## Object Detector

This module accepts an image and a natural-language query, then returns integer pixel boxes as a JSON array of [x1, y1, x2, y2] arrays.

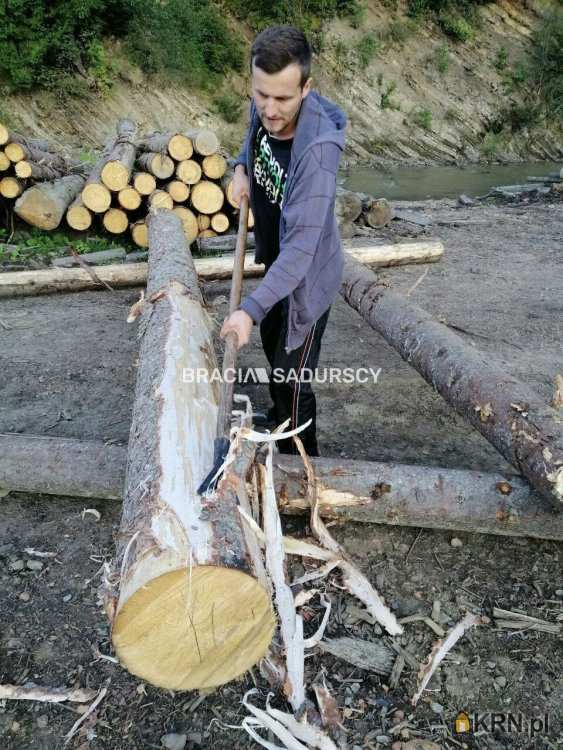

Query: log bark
[[335, 188, 363, 226], [81, 144, 113, 213], [101, 119, 137, 191], [197, 232, 255, 252], [14, 175, 85, 230], [341, 256, 563, 508], [14, 160, 66, 181], [111, 208, 274, 689], [0, 240, 443, 298], [1, 435, 561, 541], [363, 197, 393, 228], [137, 152, 174, 180], [138, 132, 193, 161], [185, 128, 220, 156]]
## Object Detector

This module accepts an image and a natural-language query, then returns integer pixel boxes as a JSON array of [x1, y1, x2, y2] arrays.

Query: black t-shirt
[[252, 125, 293, 268]]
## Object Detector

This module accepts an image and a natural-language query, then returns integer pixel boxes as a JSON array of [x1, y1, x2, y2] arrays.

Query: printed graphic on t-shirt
[[254, 127, 289, 208]]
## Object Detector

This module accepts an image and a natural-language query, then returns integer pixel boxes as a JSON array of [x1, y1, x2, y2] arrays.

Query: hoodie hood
[[289, 90, 347, 162]]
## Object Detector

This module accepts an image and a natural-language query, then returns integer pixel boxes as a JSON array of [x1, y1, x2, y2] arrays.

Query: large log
[[138, 132, 193, 161], [341, 256, 563, 508], [66, 196, 92, 231], [0, 240, 444, 298], [111, 209, 274, 689], [137, 152, 175, 180], [0, 176, 24, 199], [1, 434, 561, 541], [101, 119, 137, 191], [14, 175, 85, 230], [81, 143, 113, 213], [190, 181, 224, 214], [185, 128, 219, 156]]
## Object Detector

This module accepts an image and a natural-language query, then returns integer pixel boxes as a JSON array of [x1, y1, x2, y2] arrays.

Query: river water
[[341, 161, 562, 201]]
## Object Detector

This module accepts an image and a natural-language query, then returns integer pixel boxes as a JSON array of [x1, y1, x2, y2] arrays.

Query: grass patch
[[213, 91, 243, 124], [433, 43, 450, 73], [494, 45, 508, 72], [411, 107, 433, 130], [355, 34, 380, 67], [0, 227, 133, 264], [380, 81, 399, 110]]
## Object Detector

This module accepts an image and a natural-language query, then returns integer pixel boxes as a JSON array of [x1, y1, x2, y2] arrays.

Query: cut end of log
[[0, 124, 9, 146], [67, 203, 92, 231], [14, 161, 32, 179], [101, 160, 130, 191], [133, 172, 157, 196], [149, 190, 174, 211], [82, 182, 112, 213], [4, 142, 25, 163], [103, 208, 129, 235], [168, 134, 193, 161], [131, 221, 148, 248], [0, 176, 23, 199], [176, 159, 202, 185], [0, 151, 11, 172], [202, 153, 227, 180], [190, 181, 224, 215], [118, 186, 142, 211], [112, 566, 275, 690], [166, 180, 190, 204], [172, 207, 198, 244]]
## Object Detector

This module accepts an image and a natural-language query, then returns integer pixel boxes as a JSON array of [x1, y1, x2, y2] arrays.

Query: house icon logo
[[455, 711, 471, 733]]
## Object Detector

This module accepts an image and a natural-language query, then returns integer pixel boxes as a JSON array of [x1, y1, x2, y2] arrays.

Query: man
[[220, 25, 346, 456]]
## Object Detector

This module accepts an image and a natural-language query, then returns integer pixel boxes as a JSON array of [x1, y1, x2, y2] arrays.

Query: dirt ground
[[0, 196, 562, 750]]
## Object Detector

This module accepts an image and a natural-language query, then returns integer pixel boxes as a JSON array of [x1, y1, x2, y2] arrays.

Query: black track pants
[[259, 300, 330, 456]]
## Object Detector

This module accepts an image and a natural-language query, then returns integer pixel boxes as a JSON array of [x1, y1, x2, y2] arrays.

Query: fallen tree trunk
[[137, 152, 175, 180], [1, 434, 561, 540], [100, 119, 137, 191], [341, 256, 563, 508], [0, 240, 444, 298], [14, 175, 85, 230], [109, 208, 274, 690], [138, 132, 193, 161], [197, 232, 256, 252]]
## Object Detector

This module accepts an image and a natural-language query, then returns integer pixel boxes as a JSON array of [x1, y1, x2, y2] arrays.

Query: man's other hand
[[232, 166, 249, 207], [220, 309, 253, 349]]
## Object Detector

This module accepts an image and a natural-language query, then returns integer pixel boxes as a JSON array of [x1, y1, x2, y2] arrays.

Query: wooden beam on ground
[[0, 239, 444, 299], [1, 433, 561, 541], [340, 256, 563, 508], [109, 208, 274, 691]]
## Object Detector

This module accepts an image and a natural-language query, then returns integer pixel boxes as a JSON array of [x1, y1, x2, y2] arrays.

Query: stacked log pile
[[67, 121, 254, 247], [1, 119, 255, 246], [0, 124, 86, 229]]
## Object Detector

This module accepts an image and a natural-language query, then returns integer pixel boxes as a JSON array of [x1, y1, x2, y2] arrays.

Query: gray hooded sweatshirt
[[234, 90, 347, 352]]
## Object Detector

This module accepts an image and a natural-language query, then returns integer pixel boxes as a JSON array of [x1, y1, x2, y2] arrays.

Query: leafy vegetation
[[213, 91, 243, 123], [528, 7, 563, 119], [0, 0, 243, 93], [407, 0, 490, 41], [355, 34, 380, 67], [411, 107, 433, 130], [0, 227, 132, 265], [433, 43, 450, 73], [494, 45, 508, 72], [380, 81, 399, 110]]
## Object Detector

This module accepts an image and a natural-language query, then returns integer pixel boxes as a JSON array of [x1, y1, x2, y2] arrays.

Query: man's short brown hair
[[251, 26, 312, 87]]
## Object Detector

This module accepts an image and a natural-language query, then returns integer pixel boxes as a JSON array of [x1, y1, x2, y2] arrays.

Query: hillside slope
[[2, 0, 561, 165]]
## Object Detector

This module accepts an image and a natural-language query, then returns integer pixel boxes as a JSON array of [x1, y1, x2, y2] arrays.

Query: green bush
[[381, 19, 415, 43], [0, 0, 134, 90], [355, 34, 379, 67], [213, 91, 243, 123], [0, 0, 243, 93], [434, 43, 450, 73], [411, 107, 432, 130], [494, 45, 508, 72], [224, 0, 361, 29], [438, 12, 473, 41], [380, 81, 398, 110], [528, 7, 563, 118], [127, 0, 243, 87]]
